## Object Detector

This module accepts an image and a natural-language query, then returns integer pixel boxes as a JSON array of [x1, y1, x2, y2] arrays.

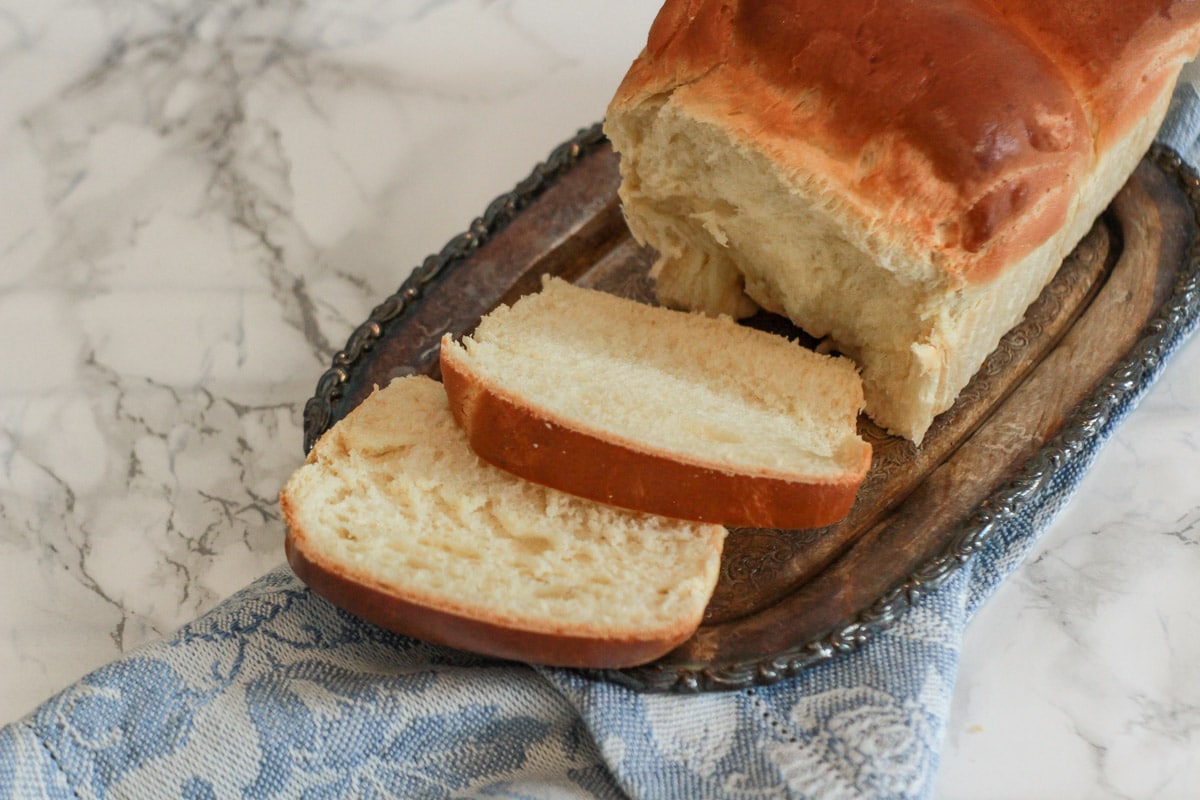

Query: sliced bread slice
[[440, 277, 871, 529], [280, 375, 727, 669]]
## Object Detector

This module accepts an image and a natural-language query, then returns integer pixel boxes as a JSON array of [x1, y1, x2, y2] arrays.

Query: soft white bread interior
[[604, 0, 1200, 443], [440, 277, 871, 529], [281, 375, 727, 669]]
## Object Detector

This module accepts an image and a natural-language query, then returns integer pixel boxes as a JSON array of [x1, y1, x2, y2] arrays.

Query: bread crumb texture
[[455, 277, 868, 478], [283, 376, 726, 638]]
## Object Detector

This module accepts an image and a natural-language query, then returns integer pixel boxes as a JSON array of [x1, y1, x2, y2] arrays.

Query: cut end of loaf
[[604, 1, 1200, 444], [280, 375, 727, 669], [441, 276, 871, 528]]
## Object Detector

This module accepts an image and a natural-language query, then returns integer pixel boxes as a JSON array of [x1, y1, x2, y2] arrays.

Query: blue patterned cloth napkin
[[3, 81, 1200, 800]]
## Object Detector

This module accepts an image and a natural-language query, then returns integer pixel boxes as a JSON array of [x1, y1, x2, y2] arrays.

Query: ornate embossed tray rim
[[301, 123, 1200, 692]]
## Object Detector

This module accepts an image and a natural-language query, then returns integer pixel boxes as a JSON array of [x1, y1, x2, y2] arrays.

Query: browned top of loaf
[[610, 0, 1200, 283], [988, 0, 1200, 147]]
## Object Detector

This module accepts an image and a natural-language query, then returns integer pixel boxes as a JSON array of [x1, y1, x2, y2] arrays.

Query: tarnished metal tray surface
[[301, 123, 1200, 692]]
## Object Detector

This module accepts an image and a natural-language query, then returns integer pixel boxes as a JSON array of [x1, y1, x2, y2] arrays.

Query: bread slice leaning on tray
[[440, 277, 871, 530], [280, 375, 728, 669], [604, 0, 1200, 443]]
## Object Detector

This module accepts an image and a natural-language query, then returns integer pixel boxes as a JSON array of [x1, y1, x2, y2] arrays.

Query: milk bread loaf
[[281, 375, 727, 669], [440, 277, 870, 529], [604, 0, 1200, 442]]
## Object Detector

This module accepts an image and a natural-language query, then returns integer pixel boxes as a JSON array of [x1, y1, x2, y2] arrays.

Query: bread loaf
[[440, 277, 871, 528], [604, 0, 1200, 442], [281, 375, 727, 668]]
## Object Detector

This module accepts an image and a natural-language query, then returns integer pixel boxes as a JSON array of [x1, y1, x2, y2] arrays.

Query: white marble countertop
[[2, 1, 1198, 796]]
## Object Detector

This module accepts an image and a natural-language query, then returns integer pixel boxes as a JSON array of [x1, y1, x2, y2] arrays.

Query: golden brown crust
[[440, 336, 870, 529], [609, 0, 1200, 284], [986, 0, 1200, 148], [280, 491, 695, 669]]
